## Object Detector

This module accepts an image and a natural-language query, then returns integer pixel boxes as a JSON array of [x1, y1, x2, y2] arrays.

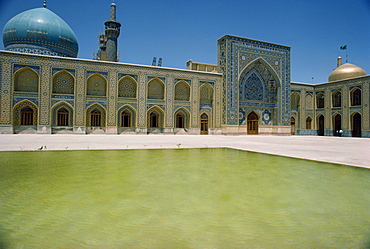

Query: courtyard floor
[[0, 134, 369, 169]]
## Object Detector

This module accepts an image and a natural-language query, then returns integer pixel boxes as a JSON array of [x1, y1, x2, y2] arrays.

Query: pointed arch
[[317, 114, 325, 136], [174, 108, 190, 128], [351, 112, 361, 137], [332, 90, 342, 107], [290, 92, 300, 110], [200, 111, 209, 135], [240, 69, 265, 101], [174, 80, 190, 101], [14, 67, 39, 92], [247, 111, 259, 134], [118, 105, 136, 127], [86, 103, 106, 127], [118, 75, 137, 98], [147, 106, 164, 128], [333, 113, 342, 136], [52, 70, 75, 94], [239, 58, 280, 103], [51, 101, 74, 126], [148, 78, 165, 100], [239, 57, 281, 83], [291, 116, 296, 135], [305, 93, 313, 109], [316, 92, 325, 108], [200, 83, 214, 105], [350, 88, 361, 106], [306, 116, 313, 130], [13, 100, 38, 125], [87, 73, 107, 96]]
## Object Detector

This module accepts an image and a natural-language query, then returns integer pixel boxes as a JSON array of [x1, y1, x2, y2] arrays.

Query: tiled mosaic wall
[[218, 35, 291, 127], [0, 51, 222, 134]]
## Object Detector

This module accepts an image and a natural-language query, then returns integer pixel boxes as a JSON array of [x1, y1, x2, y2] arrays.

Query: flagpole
[[340, 45, 348, 63]]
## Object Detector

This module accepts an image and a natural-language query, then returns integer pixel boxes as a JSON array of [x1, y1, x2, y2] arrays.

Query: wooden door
[[291, 117, 296, 135], [200, 113, 208, 135], [247, 112, 258, 135]]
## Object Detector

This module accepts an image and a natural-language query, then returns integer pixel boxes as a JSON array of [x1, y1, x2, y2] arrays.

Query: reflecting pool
[[1, 148, 370, 248]]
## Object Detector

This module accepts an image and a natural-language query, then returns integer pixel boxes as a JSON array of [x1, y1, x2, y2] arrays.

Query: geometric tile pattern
[[87, 73, 107, 96], [174, 81, 190, 101], [0, 51, 222, 133], [14, 67, 38, 92], [218, 35, 291, 126], [52, 70, 74, 94], [148, 79, 165, 100], [118, 76, 137, 98]]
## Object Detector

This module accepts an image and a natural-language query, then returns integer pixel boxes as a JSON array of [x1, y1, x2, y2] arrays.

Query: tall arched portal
[[218, 35, 291, 135], [239, 59, 279, 134]]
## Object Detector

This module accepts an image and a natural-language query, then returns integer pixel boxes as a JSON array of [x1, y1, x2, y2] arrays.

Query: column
[[38, 64, 52, 134], [106, 70, 118, 134], [74, 67, 86, 133], [189, 78, 200, 134], [164, 75, 174, 134], [324, 89, 331, 135], [342, 86, 350, 136], [136, 72, 147, 134], [300, 89, 306, 131], [0, 58, 13, 133]]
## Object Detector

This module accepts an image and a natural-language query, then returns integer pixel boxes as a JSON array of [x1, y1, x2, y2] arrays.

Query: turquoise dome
[[2, 7, 78, 57]]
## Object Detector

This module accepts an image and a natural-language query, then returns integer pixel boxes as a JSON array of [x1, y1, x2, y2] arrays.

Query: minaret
[[337, 56, 342, 67], [104, 2, 121, 62]]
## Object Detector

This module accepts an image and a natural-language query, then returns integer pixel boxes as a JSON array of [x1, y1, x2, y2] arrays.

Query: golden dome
[[328, 63, 366, 82]]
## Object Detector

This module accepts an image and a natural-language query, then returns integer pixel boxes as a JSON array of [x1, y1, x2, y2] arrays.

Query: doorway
[[353, 113, 361, 137], [247, 112, 258, 135], [291, 117, 296, 135], [334, 114, 341, 136], [200, 113, 208, 135], [318, 115, 324, 136]]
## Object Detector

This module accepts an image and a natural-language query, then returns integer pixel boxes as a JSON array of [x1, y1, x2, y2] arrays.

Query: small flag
[[340, 45, 347, 50]]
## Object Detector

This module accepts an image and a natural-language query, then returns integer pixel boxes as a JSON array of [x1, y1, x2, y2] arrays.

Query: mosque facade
[[291, 59, 370, 138], [0, 3, 369, 137]]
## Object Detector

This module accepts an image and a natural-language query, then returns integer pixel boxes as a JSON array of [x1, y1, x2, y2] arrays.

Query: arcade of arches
[[290, 82, 369, 137]]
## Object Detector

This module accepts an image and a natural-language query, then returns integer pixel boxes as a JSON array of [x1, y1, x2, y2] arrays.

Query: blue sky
[[0, 0, 369, 83]]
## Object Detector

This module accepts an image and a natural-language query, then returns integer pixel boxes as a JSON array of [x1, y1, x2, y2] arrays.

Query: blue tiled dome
[[2, 7, 78, 57]]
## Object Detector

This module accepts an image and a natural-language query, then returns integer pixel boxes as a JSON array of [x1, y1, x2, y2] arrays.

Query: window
[[57, 108, 69, 126], [176, 112, 185, 128], [150, 112, 159, 127], [121, 110, 131, 127], [91, 110, 101, 127], [21, 107, 34, 125], [332, 91, 341, 107], [317, 93, 324, 108], [351, 89, 361, 106]]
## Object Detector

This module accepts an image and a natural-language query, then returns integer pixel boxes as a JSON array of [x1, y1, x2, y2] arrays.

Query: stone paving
[[0, 134, 369, 169]]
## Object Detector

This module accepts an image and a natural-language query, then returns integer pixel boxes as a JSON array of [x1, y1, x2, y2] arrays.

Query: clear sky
[[0, 0, 369, 83]]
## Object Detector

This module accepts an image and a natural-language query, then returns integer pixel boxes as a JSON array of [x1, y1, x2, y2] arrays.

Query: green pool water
[[1, 148, 370, 248]]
